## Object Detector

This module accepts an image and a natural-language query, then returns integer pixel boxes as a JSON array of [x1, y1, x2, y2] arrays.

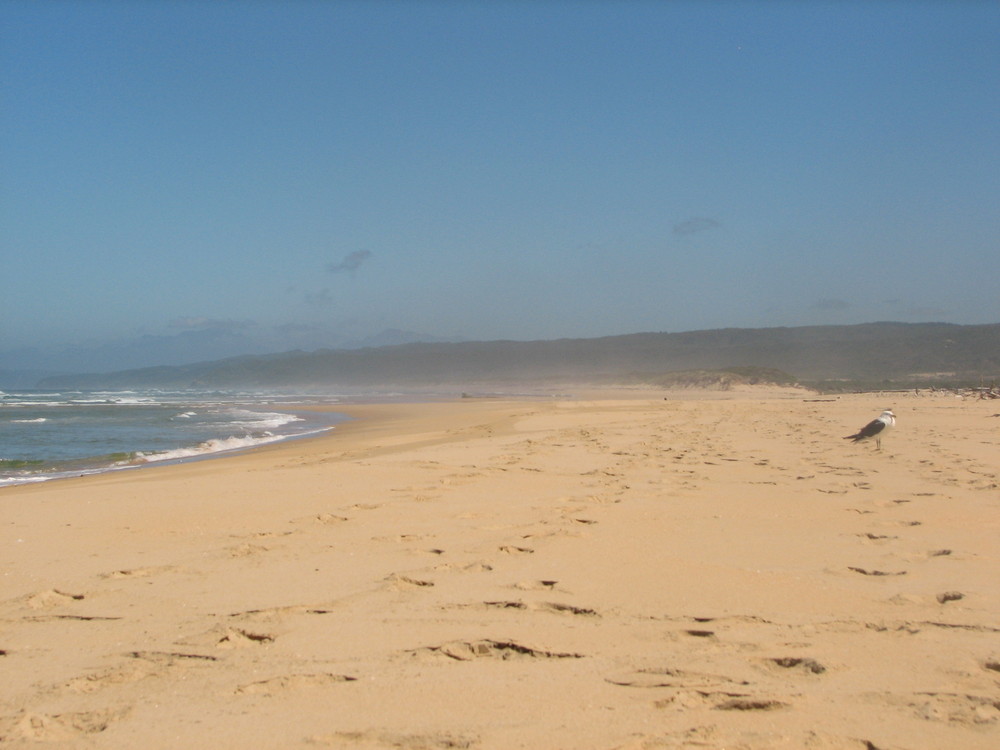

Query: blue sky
[[2, 0, 998, 369]]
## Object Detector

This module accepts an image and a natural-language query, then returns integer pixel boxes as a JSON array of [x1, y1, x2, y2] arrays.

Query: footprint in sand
[[714, 697, 789, 711], [216, 628, 276, 649], [621, 725, 849, 750], [682, 629, 717, 638], [899, 548, 954, 563], [606, 666, 745, 689], [235, 673, 357, 695], [179, 626, 276, 650], [24, 589, 85, 610], [64, 663, 153, 694], [1, 708, 130, 742], [848, 566, 908, 577], [227, 603, 338, 621], [129, 650, 219, 664], [535, 601, 598, 616], [244, 530, 295, 540], [476, 600, 598, 617], [511, 580, 559, 591], [584, 493, 622, 504], [101, 565, 177, 579], [409, 639, 584, 662], [763, 656, 827, 674], [520, 527, 584, 541], [383, 573, 435, 590], [228, 543, 270, 558], [936, 591, 965, 604], [891, 691, 1000, 725], [498, 545, 534, 555], [652, 690, 787, 712], [873, 518, 922, 529], [371, 533, 427, 544], [856, 532, 898, 543], [438, 472, 480, 486], [434, 561, 493, 573], [66, 649, 226, 694], [307, 729, 477, 749]]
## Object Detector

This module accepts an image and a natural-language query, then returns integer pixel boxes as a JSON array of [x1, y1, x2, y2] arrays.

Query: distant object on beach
[[844, 409, 896, 450]]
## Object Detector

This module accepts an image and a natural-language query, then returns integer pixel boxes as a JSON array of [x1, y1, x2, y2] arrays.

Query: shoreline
[[2, 389, 997, 749], [0, 383, 892, 489], [0, 399, 356, 489]]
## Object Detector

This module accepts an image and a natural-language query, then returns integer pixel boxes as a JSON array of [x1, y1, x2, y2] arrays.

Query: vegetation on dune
[[612, 367, 798, 390]]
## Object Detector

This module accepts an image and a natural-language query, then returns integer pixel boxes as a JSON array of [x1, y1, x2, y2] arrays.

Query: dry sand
[[1, 389, 998, 749]]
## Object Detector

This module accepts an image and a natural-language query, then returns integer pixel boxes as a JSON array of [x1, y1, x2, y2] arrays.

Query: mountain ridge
[[35, 322, 1000, 390]]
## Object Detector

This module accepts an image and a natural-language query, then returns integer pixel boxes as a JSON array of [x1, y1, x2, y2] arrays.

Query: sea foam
[[134, 427, 329, 464]]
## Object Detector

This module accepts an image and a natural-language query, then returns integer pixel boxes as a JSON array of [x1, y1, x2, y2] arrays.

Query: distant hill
[[36, 322, 1000, 391], [0, 369, 64, 389]]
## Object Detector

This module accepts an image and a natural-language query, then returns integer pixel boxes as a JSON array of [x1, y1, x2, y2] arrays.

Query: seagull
[[844, 409, 896, 450]]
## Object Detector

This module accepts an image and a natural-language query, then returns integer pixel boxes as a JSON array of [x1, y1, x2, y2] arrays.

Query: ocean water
[[0, 388, 350, 487]]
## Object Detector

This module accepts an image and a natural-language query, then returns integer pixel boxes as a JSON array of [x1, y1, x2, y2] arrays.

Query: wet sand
[[1, 389, 998, 749]]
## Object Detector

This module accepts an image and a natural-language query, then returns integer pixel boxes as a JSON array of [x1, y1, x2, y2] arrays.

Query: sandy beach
[[1, 389, 998, 749]]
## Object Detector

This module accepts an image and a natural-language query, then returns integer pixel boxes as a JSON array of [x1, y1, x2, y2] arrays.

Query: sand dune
[[1, 390, 998, 749]]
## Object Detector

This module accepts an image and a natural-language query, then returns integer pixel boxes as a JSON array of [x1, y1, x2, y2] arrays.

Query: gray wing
[[857, 419, 886, 438], [844, 418, 886, 441]]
